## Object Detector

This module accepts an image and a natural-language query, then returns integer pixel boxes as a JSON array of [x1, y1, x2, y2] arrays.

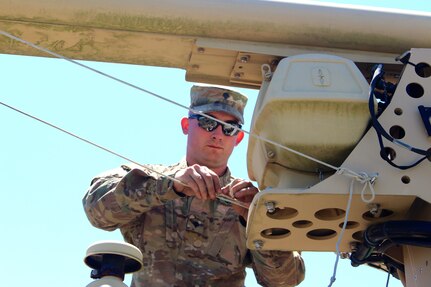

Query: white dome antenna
[[84, 241, 143, 287]]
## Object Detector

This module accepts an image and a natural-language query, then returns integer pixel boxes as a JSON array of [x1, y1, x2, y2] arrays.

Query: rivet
[[197, 47, 205, 53]]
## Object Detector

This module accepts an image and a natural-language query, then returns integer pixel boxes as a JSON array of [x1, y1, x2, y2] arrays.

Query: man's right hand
[[172, 164, 221, 200]]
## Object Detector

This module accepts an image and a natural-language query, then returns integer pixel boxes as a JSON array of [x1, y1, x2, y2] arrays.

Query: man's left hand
[[221, 179, 258, 220]]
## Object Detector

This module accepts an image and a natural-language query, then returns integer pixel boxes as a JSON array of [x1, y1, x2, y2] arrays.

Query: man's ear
[[181, 117, 189, 135], [235, 131, 245, 146]]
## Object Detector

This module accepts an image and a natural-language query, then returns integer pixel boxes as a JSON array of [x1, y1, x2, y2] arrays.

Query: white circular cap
[[84, 240, 143, 273]]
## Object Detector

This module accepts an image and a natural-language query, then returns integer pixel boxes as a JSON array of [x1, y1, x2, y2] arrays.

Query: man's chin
[[200, 157, 226, 168]]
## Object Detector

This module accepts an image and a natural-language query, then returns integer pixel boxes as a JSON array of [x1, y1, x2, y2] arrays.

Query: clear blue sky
[[1, 1, 430, 286]]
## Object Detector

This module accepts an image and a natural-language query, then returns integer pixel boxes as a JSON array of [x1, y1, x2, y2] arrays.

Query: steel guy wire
[[0, 101, 248, 209], [0, 30, 190, 112], [0, 29, 343, 174], [0, 30, 378, 205]]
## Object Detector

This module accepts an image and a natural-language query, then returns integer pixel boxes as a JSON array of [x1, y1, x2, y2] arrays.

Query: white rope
[[336, 168, 378, 203], [328, 170, 378, 287], [327, 178, 355, 287]]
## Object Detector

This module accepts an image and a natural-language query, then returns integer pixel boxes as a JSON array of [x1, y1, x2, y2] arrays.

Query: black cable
[[368, 64, 430, 169], [351, 220, 431, 271], [365, 220, 431, 248]]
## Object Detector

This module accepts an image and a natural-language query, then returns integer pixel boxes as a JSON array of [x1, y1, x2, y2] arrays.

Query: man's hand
[[221, 179, 258, 220], [173, 164, 221, 200]]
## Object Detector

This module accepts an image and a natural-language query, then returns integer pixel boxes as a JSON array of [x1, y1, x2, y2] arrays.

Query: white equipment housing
[[248, 54, 372, 189]]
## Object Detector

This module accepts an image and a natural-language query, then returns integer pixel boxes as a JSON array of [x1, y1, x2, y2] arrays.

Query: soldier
[[83, 85, 305, 287]]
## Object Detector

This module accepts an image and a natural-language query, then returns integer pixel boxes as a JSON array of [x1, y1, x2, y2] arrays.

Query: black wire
[[368, 64, 430, 169]]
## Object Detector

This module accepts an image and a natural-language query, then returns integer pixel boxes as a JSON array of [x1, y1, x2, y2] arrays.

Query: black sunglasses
[[188, 114, 242, 136]]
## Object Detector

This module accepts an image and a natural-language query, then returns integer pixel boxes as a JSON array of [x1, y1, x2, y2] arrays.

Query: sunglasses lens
[[198, 117, 218, 132], [191, 114, 241, 136], [222, 124, 239, 136]]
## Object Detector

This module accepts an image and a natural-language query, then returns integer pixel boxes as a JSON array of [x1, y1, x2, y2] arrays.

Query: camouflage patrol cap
[[190, 85, 248, 124]]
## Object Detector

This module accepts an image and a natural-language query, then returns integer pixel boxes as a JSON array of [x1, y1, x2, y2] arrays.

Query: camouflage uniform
[[83, 161, 305, 287], [83, 85, 305, 286]]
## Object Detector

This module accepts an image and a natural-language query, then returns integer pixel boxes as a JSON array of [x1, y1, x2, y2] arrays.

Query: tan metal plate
[[246, 191, 416, 252]]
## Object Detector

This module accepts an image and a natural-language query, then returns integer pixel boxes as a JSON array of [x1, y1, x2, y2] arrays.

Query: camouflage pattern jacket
[[83, 160, 305, 287]]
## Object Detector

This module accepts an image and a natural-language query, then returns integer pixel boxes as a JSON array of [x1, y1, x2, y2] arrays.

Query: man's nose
[[211, 124, 225, 137]]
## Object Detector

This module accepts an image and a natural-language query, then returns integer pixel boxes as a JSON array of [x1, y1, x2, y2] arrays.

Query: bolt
[[197, 47, 205, 53], [253, 240, 264, 250], [191, 64, 199, 70], [240, 55, 250, 63], [267, 150, 275, 158], [234, 72, 243, 79], [265, 201, 276, 214], [368, 203, 381, 217], [369, 173, 378, 185]]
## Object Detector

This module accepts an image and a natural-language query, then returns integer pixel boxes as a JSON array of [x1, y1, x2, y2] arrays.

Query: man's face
[[183, 111, 242, 172]]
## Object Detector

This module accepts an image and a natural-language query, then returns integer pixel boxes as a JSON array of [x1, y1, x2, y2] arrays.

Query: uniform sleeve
[[82, 165, 181, 231], [250, 250, 305, 287]]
